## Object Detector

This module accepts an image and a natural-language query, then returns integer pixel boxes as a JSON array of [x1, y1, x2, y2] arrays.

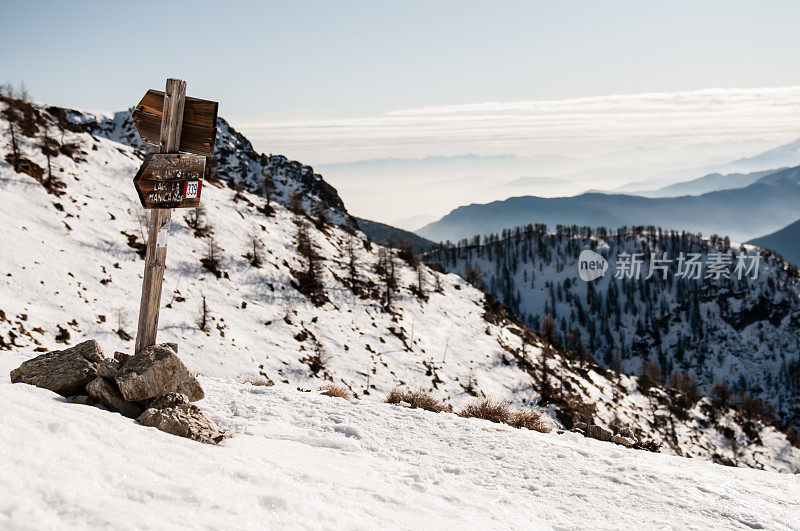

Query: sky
[[3, 1, 800, 226]]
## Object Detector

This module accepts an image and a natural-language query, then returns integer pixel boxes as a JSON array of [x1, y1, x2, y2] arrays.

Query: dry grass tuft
[[459, 398, 551, 433], [320, 384, 351, 399], [240, 376, 274, 387], [508, 409, 551, 433], [458, 399, 510, 423], [386, 387, 449, 412]]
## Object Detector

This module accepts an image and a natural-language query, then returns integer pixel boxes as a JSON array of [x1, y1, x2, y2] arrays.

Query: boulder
[[137, 404, 224, 444], [148, 392, 189, 410], [574, 421, 588, 432], [587, 424, 613, 441], [611, 434, 635, 447], [115, 344, 203, 403], [86, 377, 141, 419], [10, 340, 103, 396], [96, 359, 121, 380]]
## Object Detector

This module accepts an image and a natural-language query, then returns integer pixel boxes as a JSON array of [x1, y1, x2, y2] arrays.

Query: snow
[[2, 353, 798, 530], [1, 92, 799, 518]]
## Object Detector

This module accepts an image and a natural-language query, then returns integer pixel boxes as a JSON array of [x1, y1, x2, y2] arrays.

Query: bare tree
[[201, 238, 224, 278], [295, 221, 326, 305], [416, 265, 426, 298], [346, 236, 359, 288], [39, 130, 60, 191], [539, 313, 560, 347], [288, 189, 305, 214], [611, 352, 623, 379], [376, 247, 399, 310], [198, 295, 210, 331], [398, 237, 420, 268], [433, 271, 443, 293], [710, 380, 732, 409], [184, 206, 212, 237], [261, 167, 275, 204], [2, 104, 20, 172], [244, 229, 264, 268], [463, 264, 482, 287], [638, 358, 662, 391]]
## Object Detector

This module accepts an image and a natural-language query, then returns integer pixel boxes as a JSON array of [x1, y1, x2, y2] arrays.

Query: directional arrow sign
[[132, 89, 218, 156], [133, 153, 206, 209]]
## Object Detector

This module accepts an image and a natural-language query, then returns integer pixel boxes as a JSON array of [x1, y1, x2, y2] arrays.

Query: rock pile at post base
[[9, 339, 225, 445]]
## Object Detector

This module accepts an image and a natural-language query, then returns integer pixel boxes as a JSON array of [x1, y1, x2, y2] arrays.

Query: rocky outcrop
[[572, 422, 639, 448], [612, 434, 635, 447], [137, 403, 225, 445], [587, 425, 613, 442], [10, 339, 103, 396], [115, 343, 203, 402]]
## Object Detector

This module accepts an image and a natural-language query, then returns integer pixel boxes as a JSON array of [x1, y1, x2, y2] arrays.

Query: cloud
[[233, 86, 800, 163], [499, 176, 572, 188]]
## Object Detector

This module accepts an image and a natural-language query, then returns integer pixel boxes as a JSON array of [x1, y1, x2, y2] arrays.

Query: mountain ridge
[[417, 165, 800, 243]]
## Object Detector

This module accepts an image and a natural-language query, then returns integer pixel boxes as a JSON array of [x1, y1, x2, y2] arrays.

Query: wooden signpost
[[133, 153, 206, 209], [132, 78, 218, 354]]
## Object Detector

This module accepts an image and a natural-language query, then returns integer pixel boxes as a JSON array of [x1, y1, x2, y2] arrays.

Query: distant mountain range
[[417, 165, 800, 243], [635, 168, 782, 197], [748, 218, 800, 267], [616, 137, 800, 193]]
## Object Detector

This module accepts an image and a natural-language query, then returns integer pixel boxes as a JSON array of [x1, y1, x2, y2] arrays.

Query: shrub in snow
[[458, 399, 511, 424], [508, 409, 551, 433], [710, 381, 732, 409], [320, 384, 351, 400], [458, 399, 551, 433], [385, 388, 449, 413], [637, 359, 662, 392]]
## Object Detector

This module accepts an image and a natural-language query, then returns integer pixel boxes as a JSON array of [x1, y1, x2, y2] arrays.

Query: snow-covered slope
[[1, 95, 798, 474], [427, 228, 800, 433], [2, 352, 798, 530]]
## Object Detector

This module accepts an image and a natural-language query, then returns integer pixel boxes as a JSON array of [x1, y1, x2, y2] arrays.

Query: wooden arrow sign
[[132, 90, 218, 156], [133, 153, 205, 209]]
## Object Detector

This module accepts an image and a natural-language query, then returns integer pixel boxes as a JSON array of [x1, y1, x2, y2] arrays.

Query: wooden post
[[134, 78, 186, 353]]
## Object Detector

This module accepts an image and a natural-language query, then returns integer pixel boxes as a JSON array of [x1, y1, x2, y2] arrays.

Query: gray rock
[[114, 351, 132, 365], [86, 377, 141, 419], [10, 340, 103, 396], [115, 343, 203, 402], [148, 392, 189, 410], [574, 421, 588, 432], [617, 427, 634, 439], [96, 359, 122, 380], [137, 404, 225, 444], [587, 424, 613, 441], [67, 394, 95, 406], [611, 434, 635, 447]]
